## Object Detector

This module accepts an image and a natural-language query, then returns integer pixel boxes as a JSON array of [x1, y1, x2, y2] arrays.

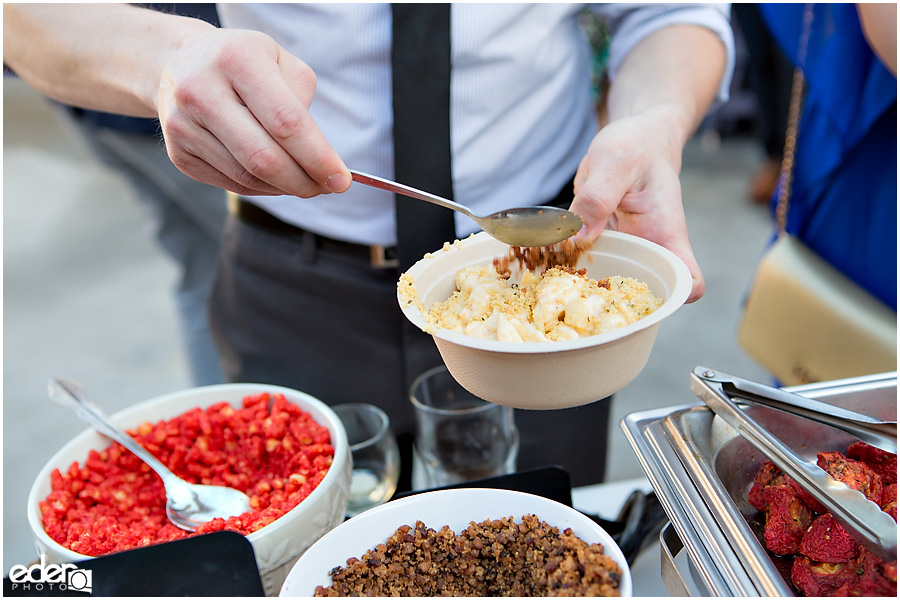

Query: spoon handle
[[349, 169, 479, 221], [47, 378, 178, 486]]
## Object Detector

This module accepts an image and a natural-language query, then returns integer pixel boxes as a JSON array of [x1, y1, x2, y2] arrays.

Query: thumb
[[569, 156, 632, 242]]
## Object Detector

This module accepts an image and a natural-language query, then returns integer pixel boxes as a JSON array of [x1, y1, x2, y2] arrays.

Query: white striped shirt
[[217, 3, 734, 246]]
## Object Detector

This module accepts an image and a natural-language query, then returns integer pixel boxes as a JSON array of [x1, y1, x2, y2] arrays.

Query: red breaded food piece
[[883, 482, 897, 505], [851, 548, 897, 597], [790, 556, 860, 597], [829, 581, 854, 596], [764, 484, 814, 556], [831, 582, 852, 596], [879, 559, 897, 589], [787, 477, 828, 515], [799, 513, 859, 563], [847, 441, 897, 486], [884, 503, 897, 522], [748, 461, 826, 515], [749, 461, 782, 512], [882, 483, 897, 522], [817, 451, 883, 505]]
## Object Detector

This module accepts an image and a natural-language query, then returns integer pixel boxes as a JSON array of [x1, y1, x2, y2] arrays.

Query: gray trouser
[[209, 214, 610, 487]]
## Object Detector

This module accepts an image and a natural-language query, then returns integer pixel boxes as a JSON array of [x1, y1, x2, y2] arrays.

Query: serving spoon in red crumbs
[[48, 378, 252, 532], [350, 170, 583, 247]]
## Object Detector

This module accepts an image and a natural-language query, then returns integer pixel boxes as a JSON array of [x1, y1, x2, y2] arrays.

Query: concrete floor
[[3, 77, 772, 570]]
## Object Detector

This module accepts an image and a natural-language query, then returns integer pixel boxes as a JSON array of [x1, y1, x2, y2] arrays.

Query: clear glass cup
[[332, 403, 400, 517], [410, 366, 519, 490]]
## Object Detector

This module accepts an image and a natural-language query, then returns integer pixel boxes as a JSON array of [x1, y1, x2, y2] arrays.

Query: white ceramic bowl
[[280, 488, 632, 596], [27, 383, 352, 597], [398, 231, 692, 408]]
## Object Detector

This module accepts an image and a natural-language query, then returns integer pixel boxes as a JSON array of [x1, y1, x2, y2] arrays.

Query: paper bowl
[[280, 488, 632, 596], [26, 383, 352, 596], [397, 231, 692, 409]]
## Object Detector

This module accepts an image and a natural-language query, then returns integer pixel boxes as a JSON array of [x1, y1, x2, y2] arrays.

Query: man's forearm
[[3, 3, 213, 117], [605, 25, 727, 159]]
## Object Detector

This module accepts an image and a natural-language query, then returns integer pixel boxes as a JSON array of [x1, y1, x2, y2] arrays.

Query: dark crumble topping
[[314, 514, 623, 597], [493, 237, 592, 277]]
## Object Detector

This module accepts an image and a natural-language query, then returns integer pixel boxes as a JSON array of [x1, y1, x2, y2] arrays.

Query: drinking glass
[[332, 403, 400, 517], [410, 366, 519, 490]]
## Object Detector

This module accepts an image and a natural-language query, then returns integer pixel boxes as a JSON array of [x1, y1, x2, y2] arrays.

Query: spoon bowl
[[350, 169, 582, 247], [47, 378, 251, 531]]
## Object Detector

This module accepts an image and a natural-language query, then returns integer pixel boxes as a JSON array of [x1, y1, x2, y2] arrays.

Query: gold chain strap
[[775, 4, 815, 237]]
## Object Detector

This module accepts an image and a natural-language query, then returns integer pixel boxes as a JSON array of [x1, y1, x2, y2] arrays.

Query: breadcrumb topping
[[314, 514, 623, 597], [425, 265, 661, 342], [397, 236, 662, 343]]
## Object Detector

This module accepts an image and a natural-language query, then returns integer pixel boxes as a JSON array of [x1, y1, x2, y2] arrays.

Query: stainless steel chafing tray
[[622, 371, 897, 597]]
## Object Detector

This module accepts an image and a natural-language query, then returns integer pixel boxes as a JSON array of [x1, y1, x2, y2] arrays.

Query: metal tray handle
[[659, 522, 710, 597]]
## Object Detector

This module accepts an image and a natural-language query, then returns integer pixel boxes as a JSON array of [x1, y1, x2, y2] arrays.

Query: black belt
[[227, 194, 399, 269]]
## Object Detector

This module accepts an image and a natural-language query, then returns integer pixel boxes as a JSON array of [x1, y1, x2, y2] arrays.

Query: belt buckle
[[370, 245, 399, 269]]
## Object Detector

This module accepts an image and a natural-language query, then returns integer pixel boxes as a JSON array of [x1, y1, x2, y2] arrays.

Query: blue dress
[[760, 4, 897, 311]]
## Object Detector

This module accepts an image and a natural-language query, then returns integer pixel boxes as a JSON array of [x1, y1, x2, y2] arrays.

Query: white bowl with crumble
[[280, 488, 632, 597]]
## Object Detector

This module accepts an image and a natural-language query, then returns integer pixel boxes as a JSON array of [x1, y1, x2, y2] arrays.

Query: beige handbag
[[738, 235, 897, 385], [738, 6, 897, 385]]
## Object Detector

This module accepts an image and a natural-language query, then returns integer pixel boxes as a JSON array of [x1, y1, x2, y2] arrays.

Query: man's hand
[[157, 28, 350, 198], [569, 23, 728, 303], [570, 105, 704, 303], [3, 4, 350, 199]]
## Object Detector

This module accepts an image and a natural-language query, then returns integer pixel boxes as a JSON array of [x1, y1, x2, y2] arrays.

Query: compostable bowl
[[27, 383, 352, 596], [398, 231, 692, 409], [280, 488, 632, 596]]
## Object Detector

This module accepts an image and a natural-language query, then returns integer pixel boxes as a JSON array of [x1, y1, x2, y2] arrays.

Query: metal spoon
[[48, 378, 251, 532], [350, 169, 582, 247]]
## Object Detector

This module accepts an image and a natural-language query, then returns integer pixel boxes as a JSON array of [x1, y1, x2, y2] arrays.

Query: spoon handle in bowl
[[47, 378, 179, 485]]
